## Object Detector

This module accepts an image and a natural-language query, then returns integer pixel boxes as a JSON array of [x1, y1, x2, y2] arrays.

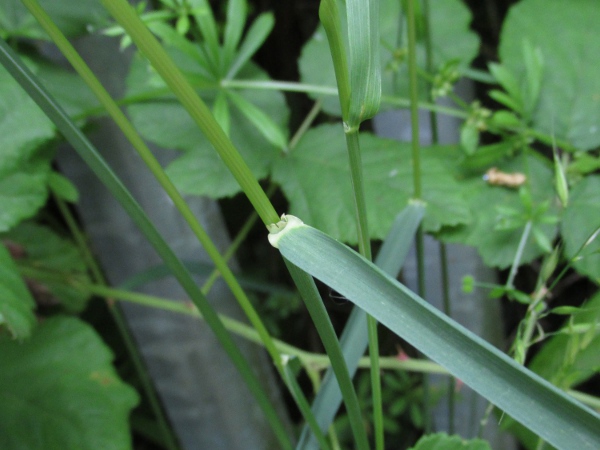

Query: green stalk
[[0, 40, 292, 448], [406, 0, 430, 433], [54, 196, 180, 450], [22, 1, 329, 440], [284, 260, 371, 450], [422, 0, 455, 433], [100, 0, 278, 225]]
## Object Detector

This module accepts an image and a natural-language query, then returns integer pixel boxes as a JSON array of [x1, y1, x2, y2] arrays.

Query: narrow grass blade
[[274, 221, 600, 450], [284, 259, 370, 450], [346, 0, 381, 126], [0, 40, 292, 450], [297, 202, 425, 449]]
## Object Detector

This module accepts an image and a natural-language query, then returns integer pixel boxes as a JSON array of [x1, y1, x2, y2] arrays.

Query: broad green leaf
[[1, 223, 91, 312], [441, 154, 557, 268], [0, 0, 108, 39], [0, 156, 50, 232], [410, 433, 492, 450], [0, 61, 55, 167], [298, 203, 425, 448], [562, 176, 600, 281], [272, 124, 470, 243], [299, 0, 479, 116], [499, 0, 600, 150], [0, 316, 138, 449], [0, 244, 36, 339], [272, 222, 600, 450], [126, 53, 288, 198]]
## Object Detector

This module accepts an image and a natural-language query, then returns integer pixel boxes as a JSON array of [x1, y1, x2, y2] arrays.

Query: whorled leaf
[[272, 124, 470, 243], [499, 0, 600, 151], [0, 316, 139, 449], [0, 244, 36, 340], [126, 50, 288, 198], [561, 176, 600, 281], [299, 0, 479, 116], [1, 223, 92, 312], [440, 153, 558, 268]]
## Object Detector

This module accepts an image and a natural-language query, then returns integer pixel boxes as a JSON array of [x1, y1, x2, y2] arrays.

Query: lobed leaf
[[272, 124, 470, 243], [561, 176, 600, 281], [0, 317, 139, 449], [0, 244, 36, 340], [499, 0, 600, 151], [1, 223, 92, 312]]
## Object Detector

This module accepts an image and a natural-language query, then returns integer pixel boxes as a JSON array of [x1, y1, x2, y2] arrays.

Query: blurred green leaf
[[499, 0, 600, 150], [441, 154, 557, 268], [1, 223, 91, 312], [410, 433, 492, 450], [299, 0, 479, 116], [561, 176, 600, 280], [226, 12, 274, 80], [272, 124, 470, 243], [126, 51, 288, 198], [0, 316, 138, 449], [0, 0, 108, 39], [0, 244, 36, 340], [48, 171, 79, 203], [222, 0, 247, 70]]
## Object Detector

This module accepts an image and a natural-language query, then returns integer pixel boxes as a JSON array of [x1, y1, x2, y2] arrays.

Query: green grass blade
[[346, 0, 381, 126], [297, 202, 425, 449], [283, 259, 370, 450], [101, 0, 278, 226], [274, 221, 600, 450], [0, 39, 292, 449]]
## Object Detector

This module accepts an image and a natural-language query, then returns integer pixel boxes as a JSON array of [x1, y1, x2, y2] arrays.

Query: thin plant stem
[[423, 0, 455, 433], [101, 0, 278, 225], [283, 259, 371, 450], [0, 39, 292, 448], [53, 196, 180, 450], [18, 5, 327, 439], [406, 0, 431, 434]]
